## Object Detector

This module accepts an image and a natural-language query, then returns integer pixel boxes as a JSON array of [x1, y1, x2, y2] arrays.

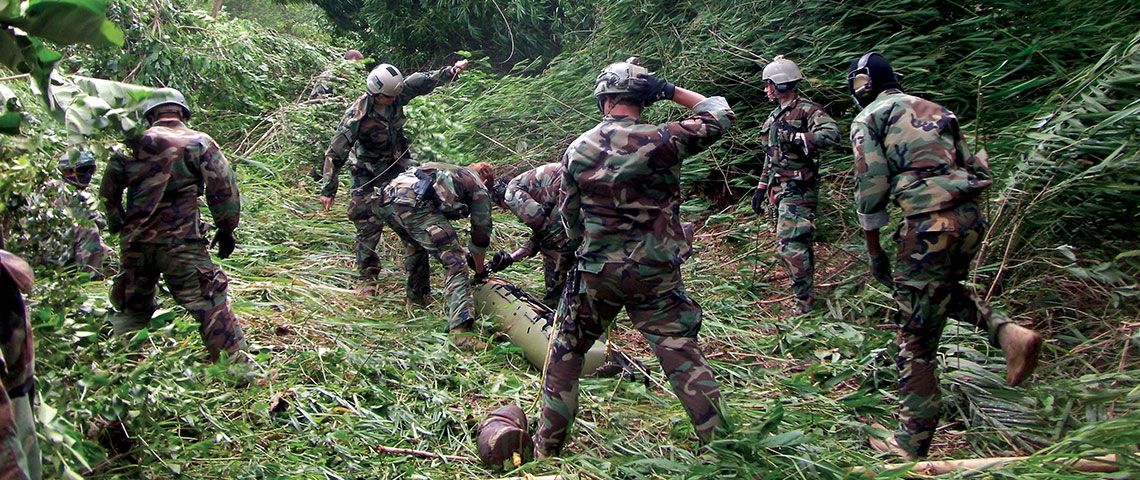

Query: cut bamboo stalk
[[852, 453, 1120, 476], [491, 476, 562, 480], [374, 444, 476, 463]]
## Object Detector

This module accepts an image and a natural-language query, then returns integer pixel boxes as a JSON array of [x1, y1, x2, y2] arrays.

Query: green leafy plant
[[0, 0, 124, 116]]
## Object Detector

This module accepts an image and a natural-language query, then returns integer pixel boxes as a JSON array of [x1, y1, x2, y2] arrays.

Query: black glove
[[211, 229, 236, 259], [629, 73, 675, 106], [467, 253, 489, 284], [869, 252, 892, 288], [488, 250, 515, 272], [751, 187, 767, 215]]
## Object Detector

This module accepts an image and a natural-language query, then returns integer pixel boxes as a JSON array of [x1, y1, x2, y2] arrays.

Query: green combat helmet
[[762, 55, 803, 92], [593, 57, 649, 112], [366, 64, 404, 97], [58, 148, 97, 188], [143, 88, 191, 120]]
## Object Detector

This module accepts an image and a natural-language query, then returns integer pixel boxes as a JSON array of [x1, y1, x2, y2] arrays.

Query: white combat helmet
[[367, 64, 404, 96]]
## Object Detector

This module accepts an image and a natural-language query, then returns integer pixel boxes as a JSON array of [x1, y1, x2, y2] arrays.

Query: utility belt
[[772, 166, 817, 184]]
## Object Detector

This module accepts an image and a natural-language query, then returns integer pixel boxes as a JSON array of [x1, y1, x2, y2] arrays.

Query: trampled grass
[[7, 0, 1139, 478]]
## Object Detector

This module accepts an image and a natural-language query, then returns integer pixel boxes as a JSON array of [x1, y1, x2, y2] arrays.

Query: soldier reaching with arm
[[533, 59, 734, 457], [482, 162, 574, 308], [847, 52, 1043, 460], [100, 88, 248, 364], [318, 58, 469, 281], [751, 55, 839, 314]]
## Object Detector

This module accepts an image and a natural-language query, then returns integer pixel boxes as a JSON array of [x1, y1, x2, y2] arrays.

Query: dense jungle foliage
[[1, 0, 1138, 478]]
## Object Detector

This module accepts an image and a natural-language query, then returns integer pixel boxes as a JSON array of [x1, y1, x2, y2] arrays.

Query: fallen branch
[[852, 453, 1121, 476], [492, 476, 562, 480], [375, 444, 477, 463]]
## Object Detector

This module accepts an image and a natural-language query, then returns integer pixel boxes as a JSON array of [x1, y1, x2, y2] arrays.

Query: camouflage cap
[[58, 148, 96, 171]]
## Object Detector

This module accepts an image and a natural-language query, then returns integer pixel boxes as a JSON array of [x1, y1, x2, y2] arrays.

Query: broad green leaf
[[0, 27, 25, 72], [0, 0, 18, 23], [15, 33, 61, 114], [53, 75, 159, 140], [10, 0, 124, 47]]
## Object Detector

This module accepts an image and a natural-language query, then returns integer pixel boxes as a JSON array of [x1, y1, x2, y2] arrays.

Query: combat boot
[[998, 323, 1042, 387], [450, 324, 486, 351], [476, 405, 533, 470]]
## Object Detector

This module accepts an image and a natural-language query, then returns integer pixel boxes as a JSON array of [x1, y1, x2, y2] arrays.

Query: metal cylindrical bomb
[[473, 279, 607, 375]]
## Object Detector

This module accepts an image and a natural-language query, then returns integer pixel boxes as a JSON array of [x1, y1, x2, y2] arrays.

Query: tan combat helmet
[[593, 57, 649, 111], [762, 55, 803, 91]]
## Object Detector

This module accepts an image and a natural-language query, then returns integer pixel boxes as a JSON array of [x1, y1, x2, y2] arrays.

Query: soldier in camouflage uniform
[[751, 56, 839, 314], [372, 162, 491, 349], [308, 49, 365, 101], [55, 149, 111, 279], [847, 52, 1043, 459], [534, 59, 734, 457], [484, 162, 574, 308], [99, 89, 248, 363], [0, 250, 40, 480], [319, 59, 469, 280]]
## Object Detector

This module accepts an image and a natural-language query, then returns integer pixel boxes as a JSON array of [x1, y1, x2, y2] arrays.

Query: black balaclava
[[847, 52, 902, 108]]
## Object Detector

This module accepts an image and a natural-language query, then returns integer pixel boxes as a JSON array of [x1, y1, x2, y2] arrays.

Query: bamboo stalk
[[852, 454, 1121, 476], [374, 445, 477, 463]]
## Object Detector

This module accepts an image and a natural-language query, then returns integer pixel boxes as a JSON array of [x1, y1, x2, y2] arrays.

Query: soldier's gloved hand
[[777, 125, 807, 156], [869, 252, 893, 288], [488, 250, 514, 272], [212, 230, 236, 259], [472, 269, 489, 284], [630, 73, 675, 106], [751, 187, 767, 215]]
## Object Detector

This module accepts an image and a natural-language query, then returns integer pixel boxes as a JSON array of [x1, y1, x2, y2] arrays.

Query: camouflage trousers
[[775, 196, 816, 313], [534, 263, 723, 455], [110, 242, 248, 362], [891, 202, 1009, 457], [348, 173, 384, 279], [72, 225, 109, 278], [0, 393, 39, 480], [376, 202, 475, 331], [538, 248, 574, 309]]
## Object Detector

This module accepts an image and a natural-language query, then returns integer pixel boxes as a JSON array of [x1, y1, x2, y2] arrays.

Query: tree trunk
[[210, 0, 223, 17]]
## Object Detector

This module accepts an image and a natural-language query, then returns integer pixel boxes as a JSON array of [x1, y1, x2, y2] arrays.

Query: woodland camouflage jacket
[[850, 90, 992, 231], [0, 250, 35, 397], [321, 68, 460, 198], [385, 162, 493, 257], [560, 96, 734, 272], [504, 162, 566, 252], [100, 119, 241, 244], [759, 96, 839, 188]]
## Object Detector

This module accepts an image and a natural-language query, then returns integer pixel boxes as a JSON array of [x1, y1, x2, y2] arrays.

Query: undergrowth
[[0, 0, 1137, 479]]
